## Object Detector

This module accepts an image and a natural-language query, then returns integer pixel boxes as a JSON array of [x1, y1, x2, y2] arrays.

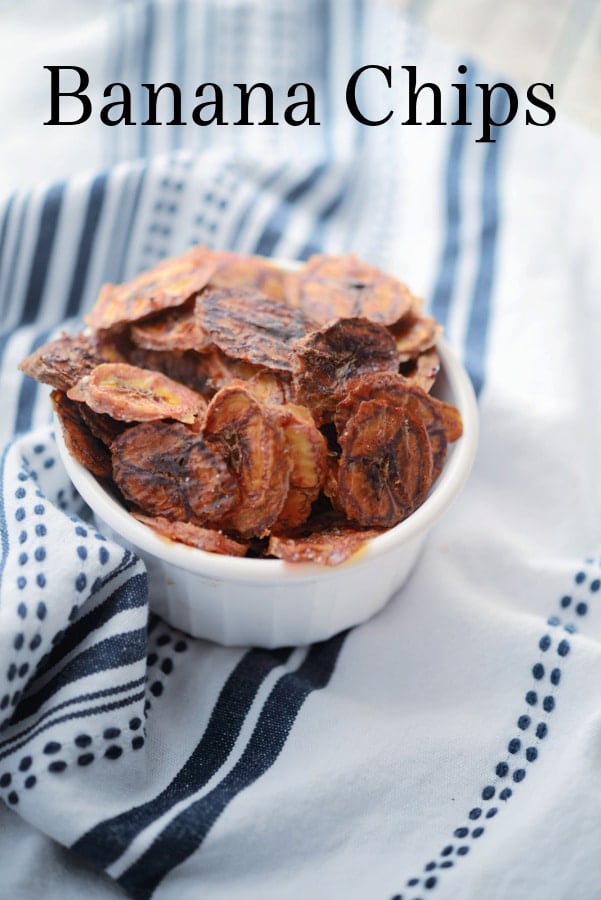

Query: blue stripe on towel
[[0, 194, 15, 292], [29, 564, 145, 688], [0, 676, 146, 757], [13, 328, 52, 436], [116, 631, 348, 900], [21, 183, 65, 325], [254, 162, 328, 258], [64, 172, 108, 319], [0, 688, 147, 761], [72, 645, 294, 867], [429, 64, 475, 331], [11, 627, 148, 726], [464, 87, 506, 397], [0, 194, 30, 324]]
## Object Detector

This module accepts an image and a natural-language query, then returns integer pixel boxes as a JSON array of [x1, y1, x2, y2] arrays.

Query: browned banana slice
[[129, 296, 213, 353], [269, 404, 328, 529], [203, 385, 291, 538], [126, 348, 214, 396], [51, 390, 112, 480], [437, 398, 463, 443], [400, 347, 440, 393], [389, 312, 442, 361], [196, 287, 312, 373], [86, 246, 217, 333], [132, 514, 248, 556], [111, 421, 236, 523], [193, 348, 263, 393], [78, 405, 128, 446], [19, 331, 108, 391], [68, 362, 206, 424], [245, 371, 293, 406], [268, 513, 383, 566], [291, 317, 400, 424], [290, 254, 413, 326], [209, 251, 288, 301], [334, 371, 454, 482], [322, 451, 344, 513], [337, 399, 433, 527], [128, 346, 265, 397]]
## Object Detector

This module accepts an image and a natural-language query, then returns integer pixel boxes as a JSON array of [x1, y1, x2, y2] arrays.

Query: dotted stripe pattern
[[390, 558, 601, 900], [1, 439, 144, 731], [0, 428, 153, 806], [139, 154, 194, 269], [144, 628, 189, 710], [0, 625, 190, 809], [189, 158, 241, 250], [0, 714, 147, 808]]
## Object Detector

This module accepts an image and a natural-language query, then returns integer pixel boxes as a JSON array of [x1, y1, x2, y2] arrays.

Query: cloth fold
[[1, 2, 601, 899]]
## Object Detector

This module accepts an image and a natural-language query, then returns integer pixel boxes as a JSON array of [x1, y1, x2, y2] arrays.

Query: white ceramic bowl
[[55, 334, 478, 648]]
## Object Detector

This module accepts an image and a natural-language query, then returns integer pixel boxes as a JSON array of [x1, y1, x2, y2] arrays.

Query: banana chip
[[129, 296, 213, 353], [400, 346, 441, 393], [268, 513, 383, 566], [337, 398, 434, 528], [335, 371, 454, 482], [389, 312, 443, 361], [289, 254, 413, 326], [127, 347, 217, 396], [132, 514, 248, 556], [269, 404, 328, 529], [245, 371, 293, 406], [209, 251, 288, 301], [196, 287, 312, 372], [68, 362, 206, 424], [86, 245, 216, 333], [292, 317, 399, 423], [51, 390, 112, 480], [19, 332, 110, 391], [112, 421, 237, 523], [78, 404, 128, 447], [203, 385, 291, 538]]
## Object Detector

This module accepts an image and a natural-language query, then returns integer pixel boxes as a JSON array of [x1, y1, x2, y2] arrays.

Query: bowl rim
[[54, 334, 478, 584]]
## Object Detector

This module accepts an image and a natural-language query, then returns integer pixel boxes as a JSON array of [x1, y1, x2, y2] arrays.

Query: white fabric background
[[1, 3, 600, 899]]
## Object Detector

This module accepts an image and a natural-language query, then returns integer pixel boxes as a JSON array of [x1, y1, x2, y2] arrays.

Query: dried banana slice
[[269, 404, 328, 529], [335, 371, 455, 482], [436, 398, 463, 443], [19, 331, 108, 391], [51, 390, 112, 480], [210, 251, 288, 301], [86, 245, 216, 333], [132, 514, 248, 557], [196, 287, 312, 373], [389, 312, 442, 361], [78, 405, 128, 446], [203, 385, 291, 538], [290, 254, 413, 326], [291, 317, 400, 424], [400, 346, 440, 393], [245, 370, 293, 406], [322, 451, 344, 513], [268, 513, 383, 566], [127, 348, 213, 396], [68, 362, 206, 424], [129, 296, 212, 353], [337, 398, 433, 527], [193, 347, 263, 393], [111, 421, 237, 523]]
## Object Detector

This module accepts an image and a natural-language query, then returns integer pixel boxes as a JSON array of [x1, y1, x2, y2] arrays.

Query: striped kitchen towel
[[1, 2, 601, 899]]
